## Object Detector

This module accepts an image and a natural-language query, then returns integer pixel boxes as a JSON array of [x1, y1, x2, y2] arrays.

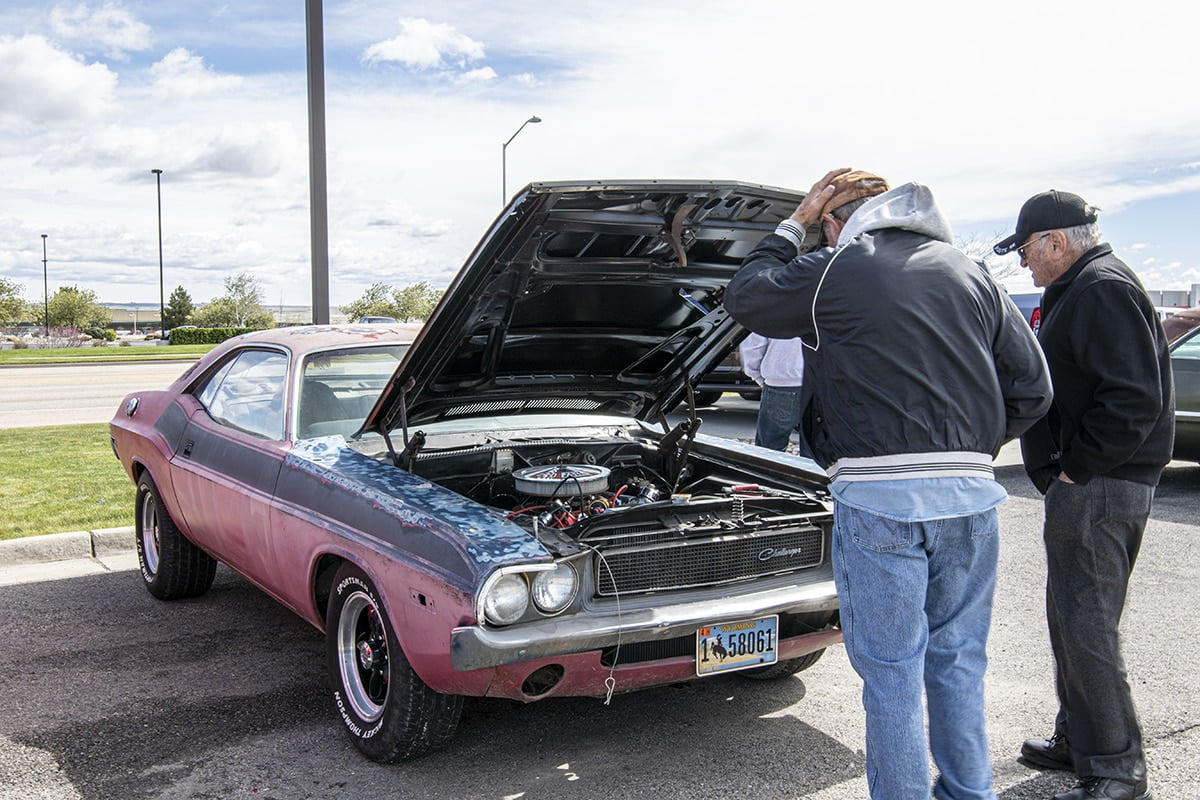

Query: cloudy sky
[[2, 0, 1200, 313]]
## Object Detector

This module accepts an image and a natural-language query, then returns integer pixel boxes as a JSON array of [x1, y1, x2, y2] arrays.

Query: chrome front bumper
[[449, 577, 839, 671]]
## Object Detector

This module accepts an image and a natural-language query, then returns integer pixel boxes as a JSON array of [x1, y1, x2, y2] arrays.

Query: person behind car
[[724, 167, 1053, 799], [738, 332, 812, 458], [995, 190, 1173, 800]]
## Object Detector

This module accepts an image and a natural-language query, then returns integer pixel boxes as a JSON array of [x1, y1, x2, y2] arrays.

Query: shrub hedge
[[169, 326, 263, 345]]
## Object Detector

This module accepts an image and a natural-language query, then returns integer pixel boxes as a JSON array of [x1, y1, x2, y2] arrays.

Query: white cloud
[[362, 17, 486, 71], [186, 123, 299, 177], [49, 2, 151, 60], [151, 48, 243, 99], [4, 0, 1200, 307], [0, 35, 116, 128], [455, 66, 496, 84]]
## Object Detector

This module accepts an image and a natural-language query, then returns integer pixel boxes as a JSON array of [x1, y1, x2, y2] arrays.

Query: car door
[[168, 346, 291, 578], [1171, 329, 1200, 461]]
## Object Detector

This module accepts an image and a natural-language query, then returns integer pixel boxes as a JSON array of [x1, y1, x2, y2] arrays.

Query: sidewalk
[[0, 526, 138, 586]]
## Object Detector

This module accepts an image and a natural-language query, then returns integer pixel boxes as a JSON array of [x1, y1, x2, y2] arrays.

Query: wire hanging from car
[[581, 543, 622, 705]]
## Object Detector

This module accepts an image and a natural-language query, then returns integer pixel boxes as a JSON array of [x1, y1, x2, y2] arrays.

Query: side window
[[297, 344, 407, 439], [195, 349, 289, 440], [1174, 332, 1200, 359]]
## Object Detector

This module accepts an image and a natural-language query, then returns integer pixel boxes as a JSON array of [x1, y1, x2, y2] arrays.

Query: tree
[[163, 285, 194, 330], [221, 273, 270, 327], [393, 281, 441, 322], [957, 233, 1023, 283], [191, 273, 274, 328], [46, 286, 111, 330], [190, 298, 235, 327], [0, 278, 25, 326], [339, 281, 443, 323], [339, 282, 400, 321]]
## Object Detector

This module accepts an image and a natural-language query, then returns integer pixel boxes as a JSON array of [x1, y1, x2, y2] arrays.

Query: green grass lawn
[[0, 344, 213, 365], [0, 423, 135, 540]]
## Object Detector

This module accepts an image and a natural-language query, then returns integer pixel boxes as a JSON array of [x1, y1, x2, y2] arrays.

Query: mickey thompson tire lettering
[[324, 562, 463, 761]]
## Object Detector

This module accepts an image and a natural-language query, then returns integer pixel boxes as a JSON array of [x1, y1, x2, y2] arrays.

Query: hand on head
[[789, 167, 853, 228]]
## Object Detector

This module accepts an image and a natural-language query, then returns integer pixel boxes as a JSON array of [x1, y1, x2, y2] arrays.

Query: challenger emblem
[[759, 546, 804, 562]]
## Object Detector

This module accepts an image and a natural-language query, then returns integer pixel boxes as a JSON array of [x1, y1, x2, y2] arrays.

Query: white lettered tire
[[135, 474, 217, 600], [325, 563, 462, 761]]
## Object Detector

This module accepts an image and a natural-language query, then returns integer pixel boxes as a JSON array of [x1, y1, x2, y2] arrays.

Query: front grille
[[593, 524, 823, 596]]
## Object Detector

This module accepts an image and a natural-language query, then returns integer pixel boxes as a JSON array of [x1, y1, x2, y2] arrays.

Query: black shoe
[[1052, 776, 1152, 800], [1019, 733, 1072, 771]]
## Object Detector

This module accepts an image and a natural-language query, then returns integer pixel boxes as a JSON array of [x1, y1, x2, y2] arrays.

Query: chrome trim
[[450, 576, 838, 670]]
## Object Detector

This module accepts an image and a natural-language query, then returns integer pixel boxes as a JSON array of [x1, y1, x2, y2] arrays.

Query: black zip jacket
[[724, 183, 1052, 478], [1020, 244, 1175, 492]]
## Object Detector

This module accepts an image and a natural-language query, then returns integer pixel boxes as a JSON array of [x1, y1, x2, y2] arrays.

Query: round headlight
[[531, 562, 579, 615], [482, 573, 529, 626]]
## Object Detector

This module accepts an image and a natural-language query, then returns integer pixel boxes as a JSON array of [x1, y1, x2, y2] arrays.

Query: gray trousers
[[1043, 475, 1150, 782]]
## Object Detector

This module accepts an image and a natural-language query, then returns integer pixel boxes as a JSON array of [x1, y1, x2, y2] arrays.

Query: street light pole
[[152, 168, 164, 332], [41, 234, 48, 336], [305, 0, 330, 324], [502, 115, 542, 204]]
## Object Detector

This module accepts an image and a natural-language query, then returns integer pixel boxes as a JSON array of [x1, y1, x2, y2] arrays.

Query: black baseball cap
[[993, 190, 1100, 255]]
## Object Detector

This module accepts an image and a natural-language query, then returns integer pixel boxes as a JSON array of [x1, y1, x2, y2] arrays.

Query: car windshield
[[298, 344, 408, 439]]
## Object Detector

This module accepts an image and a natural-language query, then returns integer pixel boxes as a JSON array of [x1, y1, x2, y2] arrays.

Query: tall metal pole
[[502, 116, 542, 204], [152, 169, 164, 331], [41, 234, 48, 336], [305, 0, 330, 324]]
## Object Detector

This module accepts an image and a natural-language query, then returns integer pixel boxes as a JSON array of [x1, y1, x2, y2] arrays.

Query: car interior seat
[[298, 379, 342, 439]]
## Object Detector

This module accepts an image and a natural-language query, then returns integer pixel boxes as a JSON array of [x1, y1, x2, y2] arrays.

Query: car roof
[[217, 324, 424, 356]]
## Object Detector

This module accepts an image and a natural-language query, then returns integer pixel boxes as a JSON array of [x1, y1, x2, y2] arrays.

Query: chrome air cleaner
[[512, 464, 611, 497]]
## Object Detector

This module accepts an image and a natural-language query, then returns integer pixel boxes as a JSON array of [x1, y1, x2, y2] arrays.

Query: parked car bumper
[[478, 624, 843, 701], [449, 574, 839, 671]]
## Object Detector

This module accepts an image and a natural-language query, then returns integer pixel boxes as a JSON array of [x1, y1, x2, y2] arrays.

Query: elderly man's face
[[1020, 232, 1068, 287]]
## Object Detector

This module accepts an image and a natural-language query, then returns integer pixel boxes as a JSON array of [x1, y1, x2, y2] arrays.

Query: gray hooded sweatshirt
[[724, 182, 1052, 482]]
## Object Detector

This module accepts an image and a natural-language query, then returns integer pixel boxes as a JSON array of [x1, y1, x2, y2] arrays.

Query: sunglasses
[[1016, 233, 1051, 259]]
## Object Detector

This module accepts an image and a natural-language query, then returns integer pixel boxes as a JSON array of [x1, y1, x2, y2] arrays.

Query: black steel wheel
[[135, 474, 217, 600], [326, 563, 462, 762]]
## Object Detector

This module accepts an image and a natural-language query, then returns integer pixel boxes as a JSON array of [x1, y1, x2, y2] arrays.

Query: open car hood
[[362, 179, 806, 436]]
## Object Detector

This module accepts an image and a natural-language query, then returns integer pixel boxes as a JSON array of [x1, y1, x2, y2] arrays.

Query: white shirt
[[738, 333, 806, 388]]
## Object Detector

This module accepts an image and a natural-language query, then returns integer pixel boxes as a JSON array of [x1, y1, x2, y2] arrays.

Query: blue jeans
[[833, 503, 999, 800], [755, 384, 812, 457]]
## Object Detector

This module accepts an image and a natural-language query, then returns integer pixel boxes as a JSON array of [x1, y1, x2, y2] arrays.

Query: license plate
[[696, 615, 778, 676]]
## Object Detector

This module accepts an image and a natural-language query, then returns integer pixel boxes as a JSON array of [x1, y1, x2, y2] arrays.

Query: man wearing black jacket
[[726, 169, 1052, 800], [995, 191, 1174, 800]]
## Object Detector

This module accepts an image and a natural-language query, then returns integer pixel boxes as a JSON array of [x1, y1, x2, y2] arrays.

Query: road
[[0, 361, 193, 428]]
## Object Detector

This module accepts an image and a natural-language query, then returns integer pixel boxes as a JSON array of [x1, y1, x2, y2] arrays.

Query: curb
[[0, 526, 134, 566]]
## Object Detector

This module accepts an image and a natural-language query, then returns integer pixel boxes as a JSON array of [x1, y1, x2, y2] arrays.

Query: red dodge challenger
[[110, 180, 841, 762]]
